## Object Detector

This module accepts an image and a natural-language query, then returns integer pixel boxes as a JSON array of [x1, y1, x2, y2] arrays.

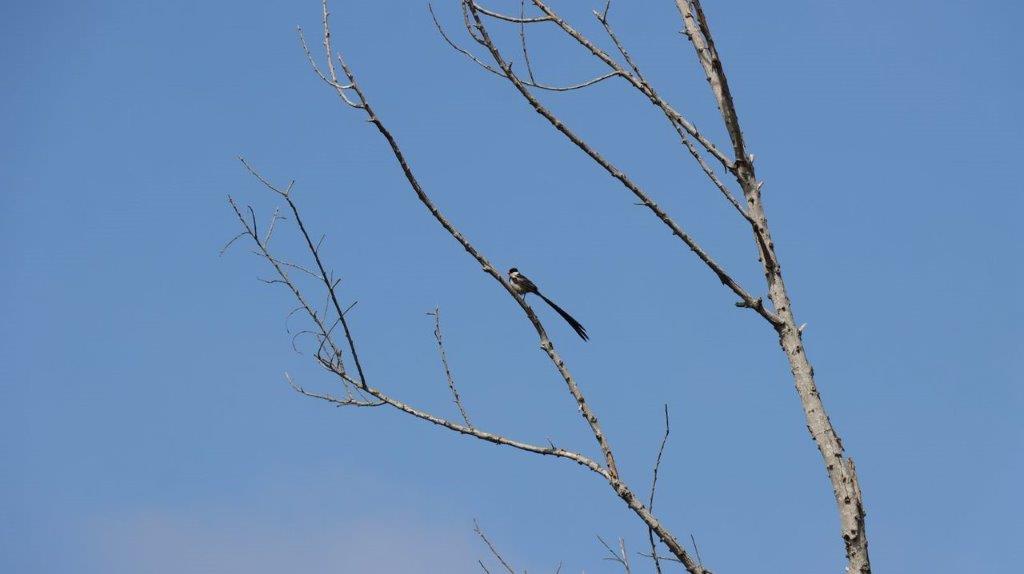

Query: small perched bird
[[508, 268, 589, 341]]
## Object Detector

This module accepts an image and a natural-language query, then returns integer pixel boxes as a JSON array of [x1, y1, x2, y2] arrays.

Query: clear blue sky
[[3, 1, 1022, 572]]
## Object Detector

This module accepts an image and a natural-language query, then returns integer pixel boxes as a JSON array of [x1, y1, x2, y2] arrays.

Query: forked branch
[[462, 2, 781, 329], [266, 2, 719, 573], [231, 164, 608, 475]]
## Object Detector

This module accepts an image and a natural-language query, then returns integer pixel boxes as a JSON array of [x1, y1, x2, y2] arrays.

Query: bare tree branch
[[228, 194, 346, 371], [430, 4, 622, 93], [219, 230, 246, 257], [675, 1, 871, 571], [597, 535, 632, 574], [525, 0, 733, 170], [311, 364, 609, 474], [247, 4, 719, 572], [239, 156, 368, 386], [475, 520, 516, 574], [591, 6, 751, 223], [676, 0, 748, 168], [428, 307, 473, 428], [690, 533, 704, 570], [231, 164, 609, 477], [647, 405, 671, 574], [463, 3, 781, 328], [518, 0, 536, 84], [301, 0, 623, 485], [286, 373, 380, 407], [474, 3, 552, 23]]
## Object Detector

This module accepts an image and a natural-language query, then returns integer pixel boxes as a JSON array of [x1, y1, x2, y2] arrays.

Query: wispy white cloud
[[86, 508, 479, 573]]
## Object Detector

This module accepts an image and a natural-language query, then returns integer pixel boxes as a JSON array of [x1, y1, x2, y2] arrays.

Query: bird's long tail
[[537, 292, 589, 341]]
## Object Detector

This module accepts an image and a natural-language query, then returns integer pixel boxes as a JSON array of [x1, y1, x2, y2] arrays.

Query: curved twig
[[473, 2, 551, 23], [431, 4, 622, 93]]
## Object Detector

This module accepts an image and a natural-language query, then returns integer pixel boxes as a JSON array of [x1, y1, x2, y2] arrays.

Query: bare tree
[[226, 1, 871, 572]]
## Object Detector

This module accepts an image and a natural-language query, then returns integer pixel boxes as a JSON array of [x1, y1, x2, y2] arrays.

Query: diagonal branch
[[307, 0, 623, 482], [232, 167, 608, 478], [475, 521, 516, 574], [296, 369, 607, 476], [239, 157, 368, 387], [473, 0, 763, 262], [428, 307, 473, 427], [228, 195, 347, 373], [519, 0, 733, 171], [592, 6, 751, 224], [464, 3, 780, 328]]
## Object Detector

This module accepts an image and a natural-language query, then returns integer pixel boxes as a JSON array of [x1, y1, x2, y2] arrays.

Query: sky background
[[3, 1, 1022, 572]]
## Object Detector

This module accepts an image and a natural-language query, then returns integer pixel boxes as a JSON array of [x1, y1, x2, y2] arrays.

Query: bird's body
[[507, 268, 540, 295], [508, 268, 589, 341]]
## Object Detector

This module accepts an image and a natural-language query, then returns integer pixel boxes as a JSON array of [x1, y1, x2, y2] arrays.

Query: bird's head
[[508, 267, 518, 275]]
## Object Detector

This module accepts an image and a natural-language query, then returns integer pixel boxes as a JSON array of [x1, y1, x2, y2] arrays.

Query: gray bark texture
[[676, 1, 870, 571]]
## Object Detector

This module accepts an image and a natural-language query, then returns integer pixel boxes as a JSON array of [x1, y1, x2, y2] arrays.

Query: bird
[[508, 267, 588, 341]]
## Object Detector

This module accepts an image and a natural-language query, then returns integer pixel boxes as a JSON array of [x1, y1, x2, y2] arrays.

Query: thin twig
[[519, 0, 536, 84], [303, 359, 608, 475], [239, 156, 369, 387], [228, 195, 345, 368], [431, 4, 621, 93], [597, 535, 632, 574], [429, 307, 472, 427], [593, 7, 751, 223], [647, 404, 671, 574], [690, 533, 703, 569], [475, 520, 516, 574], [298, 27, 362, 108], [286, 373, 381, 407], [264, 207, 283, 245], [219, 231, 246, 256], [527, 0, 732, 170]]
